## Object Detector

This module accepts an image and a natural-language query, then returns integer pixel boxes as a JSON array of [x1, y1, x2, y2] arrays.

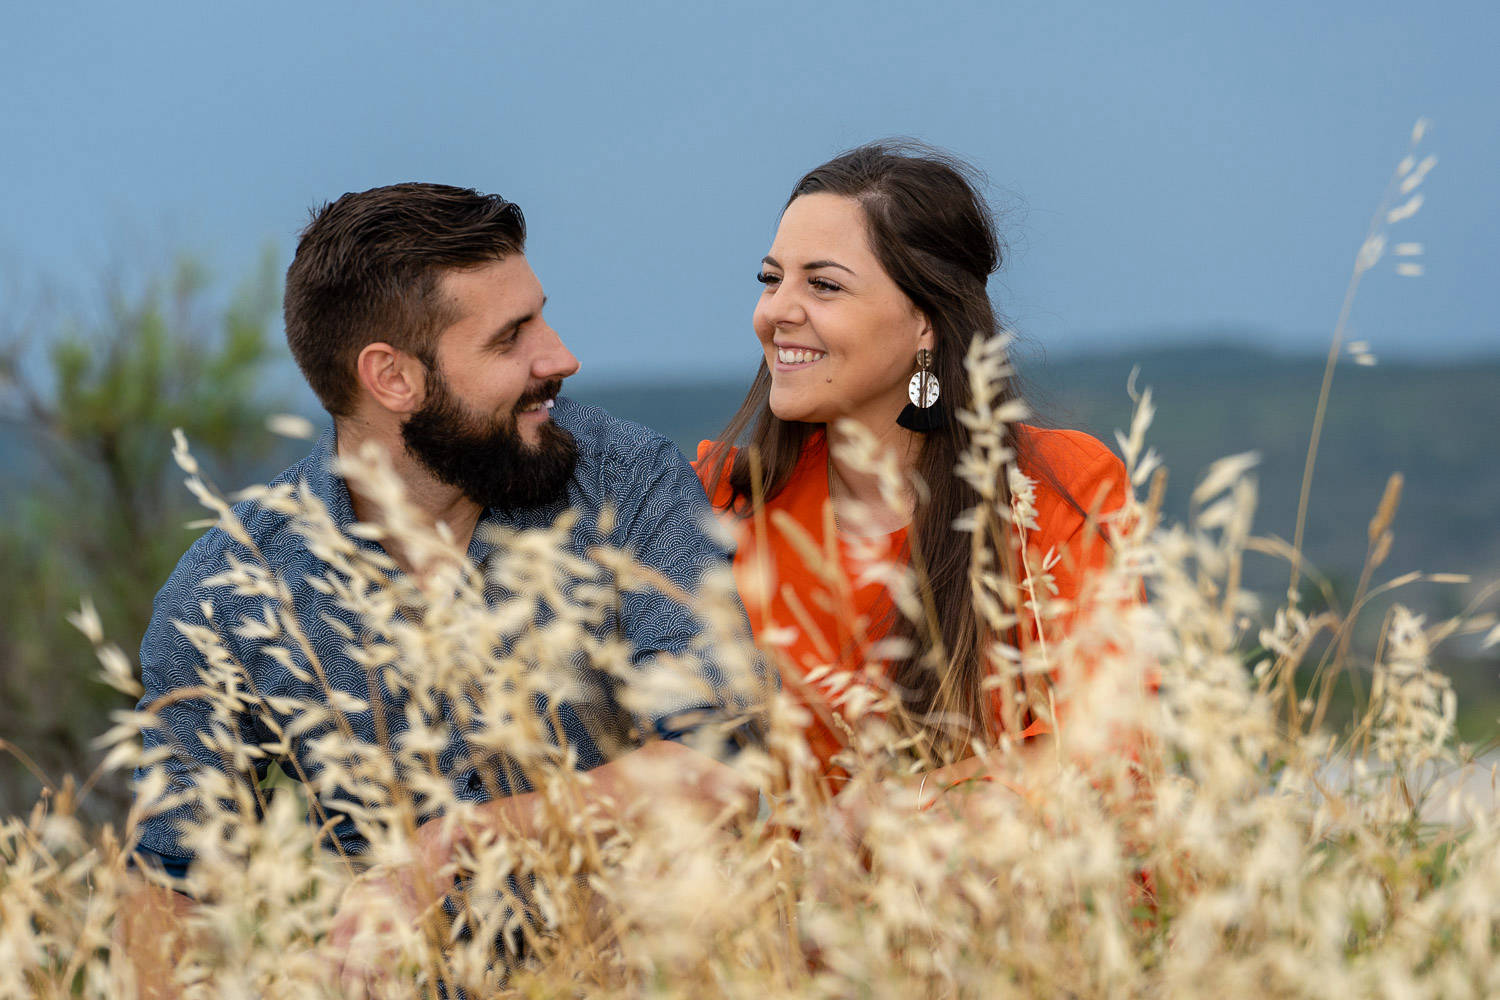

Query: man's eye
[[810, 278, 842, 293], [755, 271, 781, 287]]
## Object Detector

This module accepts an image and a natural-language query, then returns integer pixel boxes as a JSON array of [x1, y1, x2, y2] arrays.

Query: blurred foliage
[[0, 250, 286, 818]]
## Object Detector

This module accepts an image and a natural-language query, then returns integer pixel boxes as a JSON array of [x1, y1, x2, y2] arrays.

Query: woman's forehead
[[773, 193, 876, 264]]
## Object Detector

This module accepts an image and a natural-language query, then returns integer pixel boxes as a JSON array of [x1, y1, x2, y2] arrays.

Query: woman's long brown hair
[[702, 140, 1084, 759]]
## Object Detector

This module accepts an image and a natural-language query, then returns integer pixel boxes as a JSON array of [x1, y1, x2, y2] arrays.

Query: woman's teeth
[[777, 347, 827, 365]]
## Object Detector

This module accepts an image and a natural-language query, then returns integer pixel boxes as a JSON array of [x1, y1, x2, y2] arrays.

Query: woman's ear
[[355, 342, 428, 415], [916, 313, 936, 352]]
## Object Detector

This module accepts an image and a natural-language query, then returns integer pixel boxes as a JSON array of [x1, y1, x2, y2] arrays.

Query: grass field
[[8, 341, 1500, 997]]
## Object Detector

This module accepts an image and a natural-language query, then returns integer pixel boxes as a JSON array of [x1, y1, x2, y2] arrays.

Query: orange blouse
[[694, 425, 1129, 779]]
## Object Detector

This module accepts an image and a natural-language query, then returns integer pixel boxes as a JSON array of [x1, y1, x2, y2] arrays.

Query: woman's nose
[[759, 284, 806, 328]]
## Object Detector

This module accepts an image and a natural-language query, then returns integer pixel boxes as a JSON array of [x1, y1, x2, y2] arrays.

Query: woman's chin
[[768, 395, 825, 426]]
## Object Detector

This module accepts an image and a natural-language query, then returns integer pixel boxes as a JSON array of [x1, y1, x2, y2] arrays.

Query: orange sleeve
[[1031, 442, 1129, 629], [1011, 434, 1131, 739]]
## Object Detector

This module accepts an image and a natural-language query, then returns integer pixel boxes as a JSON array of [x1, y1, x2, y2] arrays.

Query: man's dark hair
[[284, 183, 527, 416]]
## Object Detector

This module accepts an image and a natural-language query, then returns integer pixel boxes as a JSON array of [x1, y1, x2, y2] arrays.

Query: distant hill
[[8, 344, 1498, 597], [570, 345, 1500, 610]]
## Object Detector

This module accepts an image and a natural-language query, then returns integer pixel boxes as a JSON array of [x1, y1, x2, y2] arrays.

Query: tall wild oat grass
[[4, 122, 1498, 998]]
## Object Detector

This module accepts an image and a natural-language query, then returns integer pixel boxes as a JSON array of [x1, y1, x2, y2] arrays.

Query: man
[[123, 183, 760, 987]]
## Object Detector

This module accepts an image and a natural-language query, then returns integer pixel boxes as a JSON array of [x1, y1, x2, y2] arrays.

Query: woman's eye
[[755, 271, 781, 287], [810, 277, 842, 293]]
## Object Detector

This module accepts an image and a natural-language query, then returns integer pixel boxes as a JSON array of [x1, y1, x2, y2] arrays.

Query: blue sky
[[3, 0, 1495, 385]]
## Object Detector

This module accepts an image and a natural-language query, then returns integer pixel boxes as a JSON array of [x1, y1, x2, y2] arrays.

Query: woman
[[696, 141, 1131, 793]]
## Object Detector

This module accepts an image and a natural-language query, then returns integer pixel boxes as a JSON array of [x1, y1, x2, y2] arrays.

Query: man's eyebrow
[[761, 255, 856, 277], [486, 295, 547, 345]]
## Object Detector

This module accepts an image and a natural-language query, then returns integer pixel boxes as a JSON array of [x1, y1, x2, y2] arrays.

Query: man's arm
[[329, 739, 756, 992], [114, 874, 199, 1000], [416, 738, 754, 885], [133, 532, 273, 865], [604, 431, 771, 746], [119, 532, 276, 994]]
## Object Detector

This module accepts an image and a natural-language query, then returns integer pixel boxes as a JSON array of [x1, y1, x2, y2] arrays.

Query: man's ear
[[355, 342, 428, 415]]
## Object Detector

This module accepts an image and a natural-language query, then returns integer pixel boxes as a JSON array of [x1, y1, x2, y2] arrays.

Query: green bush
[[0, 250, 284, 818]]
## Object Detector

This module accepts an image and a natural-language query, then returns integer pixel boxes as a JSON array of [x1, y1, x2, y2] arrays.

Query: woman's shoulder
[[693, 439, 730, 468], [1017, 423, 1129, 522], [693, 440, 734, 507], [1019, 423, 1117, 467], [1019, 424, 1125, 484]]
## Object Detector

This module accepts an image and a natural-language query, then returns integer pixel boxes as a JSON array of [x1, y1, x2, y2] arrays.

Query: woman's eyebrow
[[761, 254, 857, 276]]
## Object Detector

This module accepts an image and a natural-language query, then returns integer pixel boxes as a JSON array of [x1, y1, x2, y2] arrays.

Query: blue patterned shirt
[[134, 397, 752, 873]]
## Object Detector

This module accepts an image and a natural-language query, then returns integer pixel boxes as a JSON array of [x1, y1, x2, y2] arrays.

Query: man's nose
[[533, 323, 581, 380]]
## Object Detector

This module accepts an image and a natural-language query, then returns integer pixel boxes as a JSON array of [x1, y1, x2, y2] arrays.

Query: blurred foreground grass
[[3, 122, 1499, 996], [4, 338, 1499, 997]]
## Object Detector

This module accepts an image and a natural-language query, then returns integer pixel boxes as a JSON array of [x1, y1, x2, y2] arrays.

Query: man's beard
[[400, 369, 579, 512]]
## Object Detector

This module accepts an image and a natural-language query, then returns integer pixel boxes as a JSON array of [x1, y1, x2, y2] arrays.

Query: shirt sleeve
[[607, 434, 769, 745], [133, 533, 269, 865]]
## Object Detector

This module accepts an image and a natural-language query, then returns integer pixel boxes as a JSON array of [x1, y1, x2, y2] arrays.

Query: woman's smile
[[774, 344, 828, 370]]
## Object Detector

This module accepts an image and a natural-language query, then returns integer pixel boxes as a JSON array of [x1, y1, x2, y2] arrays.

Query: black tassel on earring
[[896, 348, 944, 432]]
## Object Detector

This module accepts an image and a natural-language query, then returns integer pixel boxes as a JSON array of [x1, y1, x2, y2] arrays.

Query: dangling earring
[[896, 348, 944, 432]]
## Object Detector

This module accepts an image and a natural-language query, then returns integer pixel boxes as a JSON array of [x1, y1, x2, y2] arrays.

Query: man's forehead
[[438, 254, 544, 322]]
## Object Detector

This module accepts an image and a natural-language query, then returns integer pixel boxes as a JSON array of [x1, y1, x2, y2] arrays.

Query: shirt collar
[[305, 424, 361, 534]]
